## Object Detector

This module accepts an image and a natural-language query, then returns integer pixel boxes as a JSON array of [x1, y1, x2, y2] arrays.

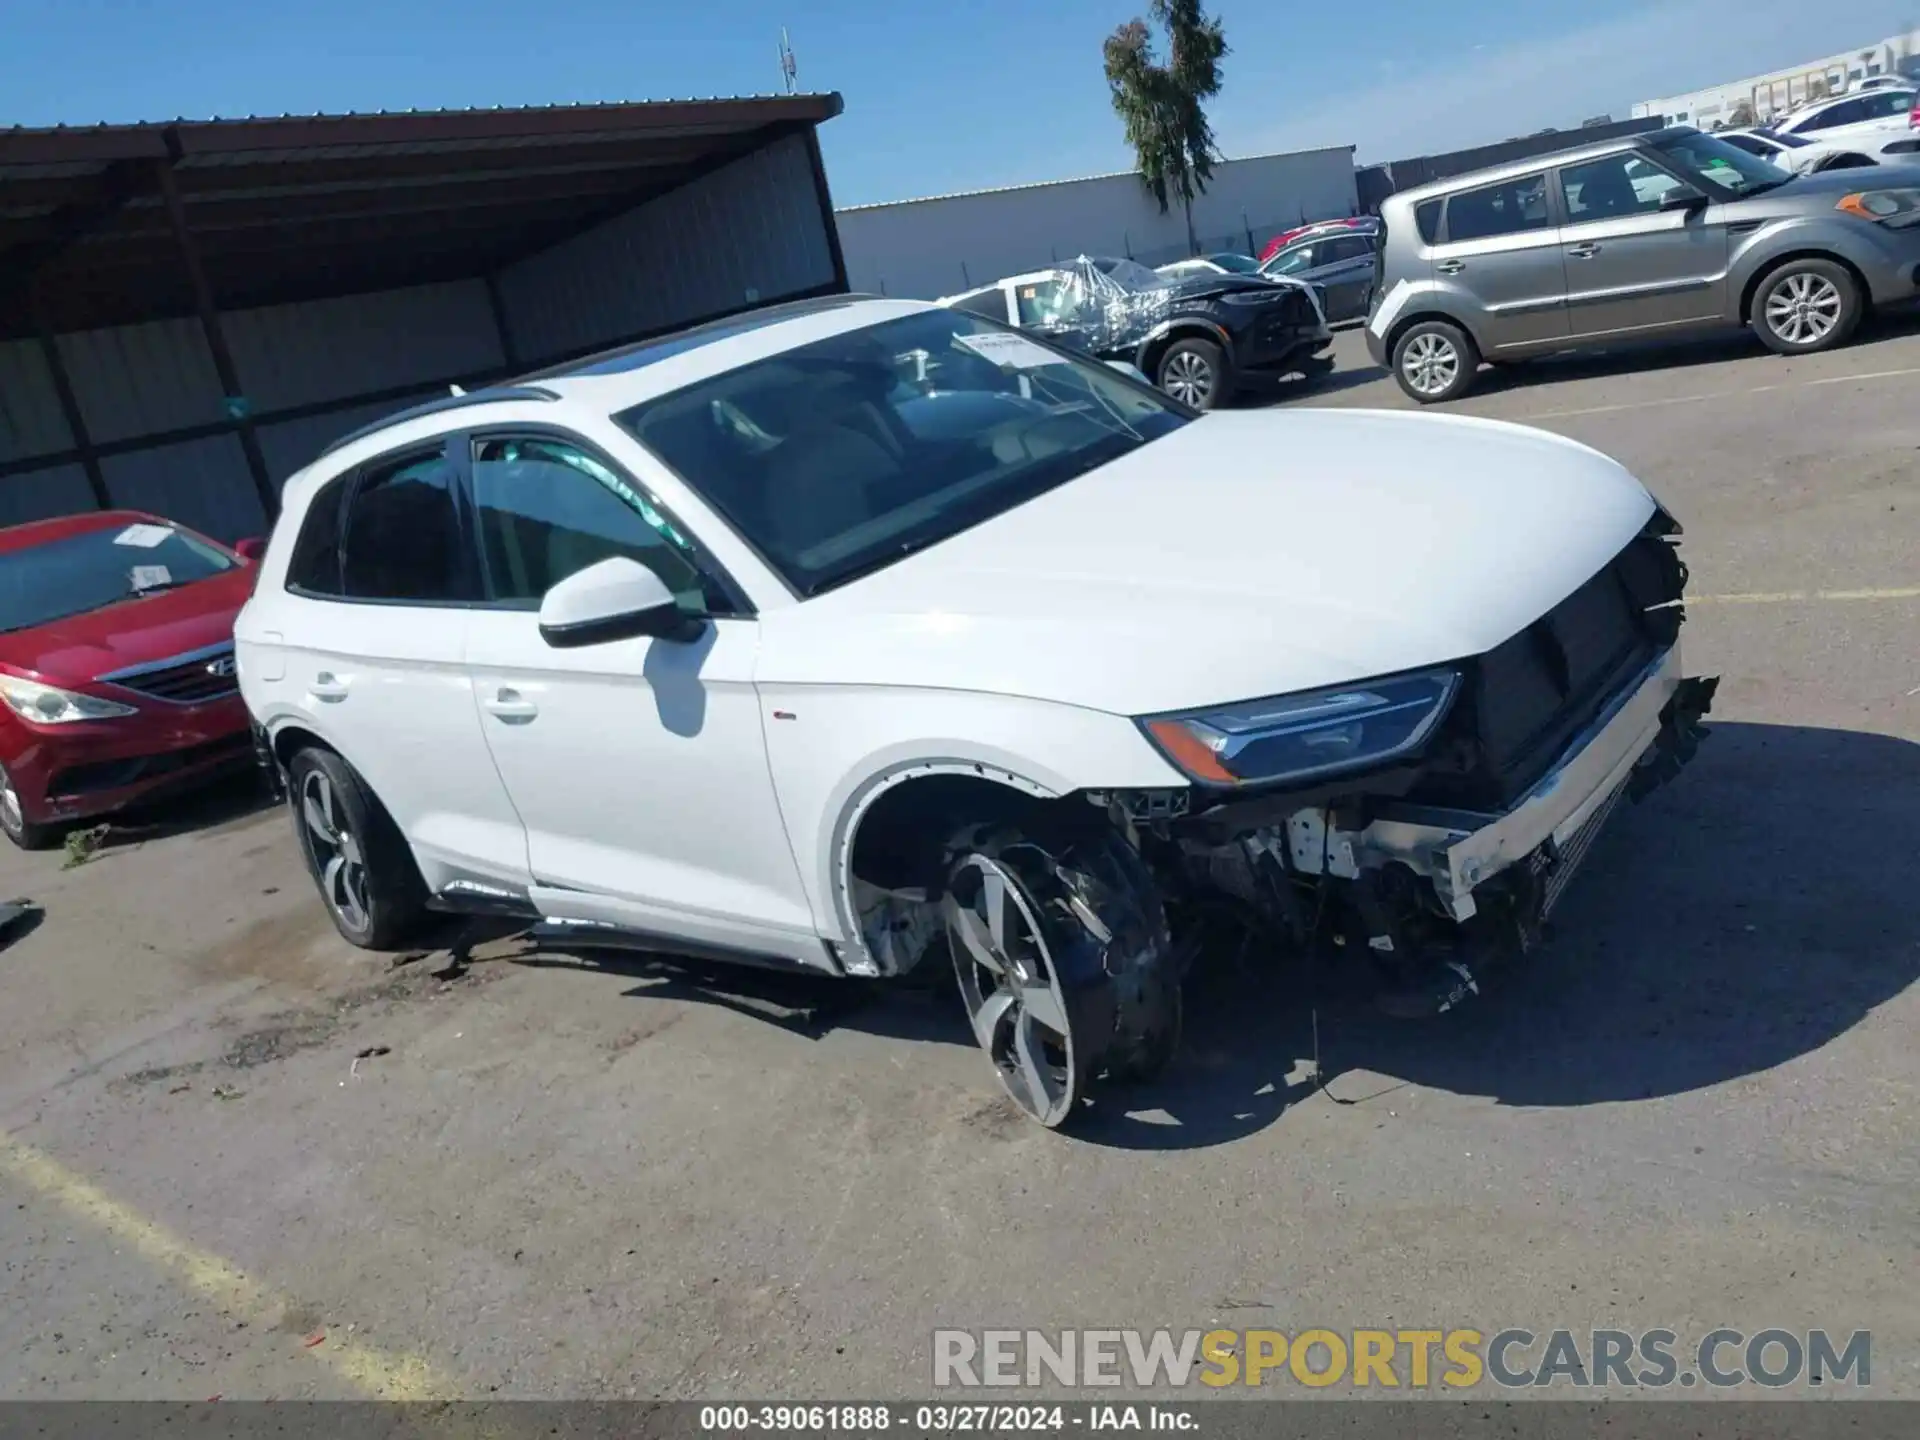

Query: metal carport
[[0, 94, 847, 541]]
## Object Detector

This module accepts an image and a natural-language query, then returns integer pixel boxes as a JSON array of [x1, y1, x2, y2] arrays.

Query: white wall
[[837, 146, 1358, 300]]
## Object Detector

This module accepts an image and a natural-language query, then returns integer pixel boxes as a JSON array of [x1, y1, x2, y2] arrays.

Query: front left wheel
[[1753, 258, 1861, 356], [0, 762, 54, 850], [942, 820, 1180, 1128], [1155, 337, 1231, 411], [288, 746, 429, 950]]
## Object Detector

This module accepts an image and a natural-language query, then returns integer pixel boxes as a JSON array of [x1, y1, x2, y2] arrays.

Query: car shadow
[[80, 768, 278, 853], [473, 722, 1917, 1151]]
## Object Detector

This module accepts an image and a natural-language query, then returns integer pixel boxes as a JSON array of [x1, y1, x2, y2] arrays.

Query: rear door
[[1302, 234, 1379, 321], [1554, 150, 1729, 340], [278, 442, 530, 891], [1430, 171, 1570, 353]]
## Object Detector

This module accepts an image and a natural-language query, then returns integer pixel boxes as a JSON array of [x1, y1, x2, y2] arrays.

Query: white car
[[1770, 87, 1916, 148], [1720, 124, 1920, 174], [237, 295, 1716, 1128]]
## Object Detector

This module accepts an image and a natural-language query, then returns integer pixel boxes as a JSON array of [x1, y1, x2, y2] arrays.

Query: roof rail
[[316, 385, 560, 459]]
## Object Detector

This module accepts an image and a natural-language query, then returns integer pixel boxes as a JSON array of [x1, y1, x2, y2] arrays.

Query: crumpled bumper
[[1350, 644, 1716, 921]]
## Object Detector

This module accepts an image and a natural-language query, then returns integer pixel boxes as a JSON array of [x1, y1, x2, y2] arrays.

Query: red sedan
[[0, 510, 265, 848]]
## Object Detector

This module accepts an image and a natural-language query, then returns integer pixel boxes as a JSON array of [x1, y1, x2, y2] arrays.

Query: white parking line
[[1519, 363, 1920, 422], [1691, 587, 1920, 605]]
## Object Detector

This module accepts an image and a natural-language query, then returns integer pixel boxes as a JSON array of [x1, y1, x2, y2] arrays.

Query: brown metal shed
[[0, 94, 847, 540]]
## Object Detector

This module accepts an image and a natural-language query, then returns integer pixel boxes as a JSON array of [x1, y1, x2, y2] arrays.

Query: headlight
[[1837, 188, 1920, 228], [0, 674, 138, 725], [1142, 669, 1460, 788], [1219, 289, 1284, 306]]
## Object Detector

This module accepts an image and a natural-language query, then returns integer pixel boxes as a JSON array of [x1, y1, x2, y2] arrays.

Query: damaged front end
[[1123, 511, 1719, 1016]]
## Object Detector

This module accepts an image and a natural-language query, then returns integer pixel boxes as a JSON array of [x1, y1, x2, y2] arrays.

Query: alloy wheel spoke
[[972, 987, 1017, 1052], [303, 792, 338, 845], [1011, 1012, 1061, 1118], [322, 854, 348, 907], [1019, 976, 1070, 1037], [945, 896, 1005, 975]]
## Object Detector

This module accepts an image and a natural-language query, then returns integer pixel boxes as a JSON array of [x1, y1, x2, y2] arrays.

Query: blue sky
[[1, 0, 1914, 206]]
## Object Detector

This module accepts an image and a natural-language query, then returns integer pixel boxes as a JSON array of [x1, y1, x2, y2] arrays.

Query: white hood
[[757, 408, 1658, 716]]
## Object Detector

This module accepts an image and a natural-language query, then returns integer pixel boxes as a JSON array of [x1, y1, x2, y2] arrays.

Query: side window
[[1560, 154, 1686, 222], [1867, 90, 1914, 119], [468, 435, 726, 613], [1801, 98, 1863, 131], [1318, 236, 1373, 263], [1268, 243, 1318, 274], [1441, 174, 1551, 243], [285, 475, 349, 596], [1414, 198, 1442, 244], [339, 447, 474, 603], [948, 288, 1007, 320], [1014, 279, 1077, 328]]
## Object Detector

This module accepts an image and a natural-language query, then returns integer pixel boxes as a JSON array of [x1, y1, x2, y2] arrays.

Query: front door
[[1555, 152, 1729, 340], [456, 430, 825, 965], [1431, 170, 1571, 352]]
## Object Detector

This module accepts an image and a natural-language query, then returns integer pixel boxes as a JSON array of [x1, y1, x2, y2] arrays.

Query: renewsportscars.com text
[[932, 1328, 1871, 1390]]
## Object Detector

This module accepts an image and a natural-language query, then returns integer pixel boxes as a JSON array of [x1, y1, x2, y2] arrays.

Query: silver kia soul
[[1364, 124, 1920, 403]]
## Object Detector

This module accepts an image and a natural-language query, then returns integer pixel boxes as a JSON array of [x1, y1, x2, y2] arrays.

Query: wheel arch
[[1382, 306, 1484, 359], [828, 759, 1069, 974], [1737, 248, 1871, 326], [1135, 318, 1235, 376]]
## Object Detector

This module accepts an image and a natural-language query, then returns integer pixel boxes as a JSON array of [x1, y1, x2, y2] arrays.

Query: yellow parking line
[[1690, 587, 1920, 605], [0, 1127, 453, 1400]]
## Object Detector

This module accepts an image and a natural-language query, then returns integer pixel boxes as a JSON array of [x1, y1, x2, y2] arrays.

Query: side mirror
[[537, 556, 704, 648], [1660, 186, 1709, 212], [233, 536, 267, 563]]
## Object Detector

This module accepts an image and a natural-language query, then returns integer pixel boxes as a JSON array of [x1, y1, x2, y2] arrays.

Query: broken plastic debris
[[303, 1332, 326, 1348]]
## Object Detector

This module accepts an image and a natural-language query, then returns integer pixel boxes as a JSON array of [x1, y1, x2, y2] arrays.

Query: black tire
[[1752, 258, 1862, 356], [1390, 318, 1480, 404], [0, 762, 54, 850], [942, 816, 1180, 1128], [286, 746, 428, 950], [1155, 337, 1232, 411]]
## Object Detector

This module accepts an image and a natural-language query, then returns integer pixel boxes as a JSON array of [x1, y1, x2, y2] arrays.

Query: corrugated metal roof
[[836, 142, 1356, 212], [0, 93, 845, 338]]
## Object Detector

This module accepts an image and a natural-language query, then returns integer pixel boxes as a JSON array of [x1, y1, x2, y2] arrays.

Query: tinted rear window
[[1442, 174, 1551, 243], [1415, 199, 1442, 244]]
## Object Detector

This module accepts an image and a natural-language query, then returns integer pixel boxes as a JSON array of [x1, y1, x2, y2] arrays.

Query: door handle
[[482, 688, 539, 723], [1436, 259, 1466, 275], [1568, 243, 1601, 259], [309, 672, 350, 703]]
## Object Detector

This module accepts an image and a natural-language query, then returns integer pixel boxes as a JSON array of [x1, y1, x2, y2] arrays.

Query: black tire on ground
[[942, 817, 1180, 1128], [0, 762, 55, 850], [1390, 318, 1480, 404], [286, 745, 429, 950], [1155, 336, 1232, 411], [1751, 257, 1862, 356]]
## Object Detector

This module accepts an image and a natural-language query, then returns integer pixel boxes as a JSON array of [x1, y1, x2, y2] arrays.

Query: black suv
[[942, 256, 1334, 410]]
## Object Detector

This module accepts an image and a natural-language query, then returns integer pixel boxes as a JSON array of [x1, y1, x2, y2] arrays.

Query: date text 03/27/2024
[[698, 1404, 1190, 1431]]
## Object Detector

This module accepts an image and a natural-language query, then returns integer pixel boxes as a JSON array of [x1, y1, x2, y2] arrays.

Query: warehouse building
[[0, 94, 848, 543], [836, 145, 1357, 301], [1631, 27, 1920, 129]]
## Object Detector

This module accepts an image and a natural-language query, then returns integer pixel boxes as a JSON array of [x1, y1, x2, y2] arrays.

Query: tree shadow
[[470, 723, 1918, 1151]]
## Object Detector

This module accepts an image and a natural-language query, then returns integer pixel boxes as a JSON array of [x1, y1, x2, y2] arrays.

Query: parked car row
[[1365, 123, 1920, 402], [0, 513, 265, 848]]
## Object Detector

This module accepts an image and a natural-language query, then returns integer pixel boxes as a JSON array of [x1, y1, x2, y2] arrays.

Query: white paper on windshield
[[129, 564, 172, 591], [113, 523, 173, 548], [954, 331, 1068, 370]]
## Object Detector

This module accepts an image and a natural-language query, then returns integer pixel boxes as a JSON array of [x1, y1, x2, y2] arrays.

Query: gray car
[[1364, 125, 1920, 403]]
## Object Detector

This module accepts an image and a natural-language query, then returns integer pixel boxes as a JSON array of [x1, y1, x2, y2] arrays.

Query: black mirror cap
[[539, 602, 706, 649], [1660, 188, 1709, 212]]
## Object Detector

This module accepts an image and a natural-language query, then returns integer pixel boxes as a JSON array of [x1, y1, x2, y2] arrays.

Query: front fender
[[1134, 317, 1236, 369], [1730, 216, 1909, 308], [755, 686, 1186, 946]]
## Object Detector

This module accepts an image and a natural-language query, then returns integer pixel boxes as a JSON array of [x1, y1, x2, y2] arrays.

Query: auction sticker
[[955, 332, 1067, 369]]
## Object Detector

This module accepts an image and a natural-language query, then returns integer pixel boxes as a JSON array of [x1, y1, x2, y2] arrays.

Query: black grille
[[106, 649, 239, 705], [49, 734, 251, 799], [1412, 532, 1686, 810]]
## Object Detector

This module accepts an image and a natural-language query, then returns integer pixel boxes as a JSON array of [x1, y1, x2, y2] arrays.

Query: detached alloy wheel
[[1156, 337, 1229, 410], [943, 822, 1181, 1129], [288, 746, 427, 950], [0, 762, 53, 850], [1754, 259, 1860, 355], [1391, 319, 1479, 403]]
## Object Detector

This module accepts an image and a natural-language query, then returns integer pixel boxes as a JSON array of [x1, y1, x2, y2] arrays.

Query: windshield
[[1650, 131, 1791, 194], [616, 309, 1191, 596], [0, 521, 234, 633], [1206, 253, 1262, 273]]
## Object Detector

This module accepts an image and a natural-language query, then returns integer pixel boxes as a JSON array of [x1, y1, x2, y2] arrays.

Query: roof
[[836, 143, 1355, 213], [297, 295, 932, 480], [0, 94, 843, 338], [1387, 126, 1691, 204]]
